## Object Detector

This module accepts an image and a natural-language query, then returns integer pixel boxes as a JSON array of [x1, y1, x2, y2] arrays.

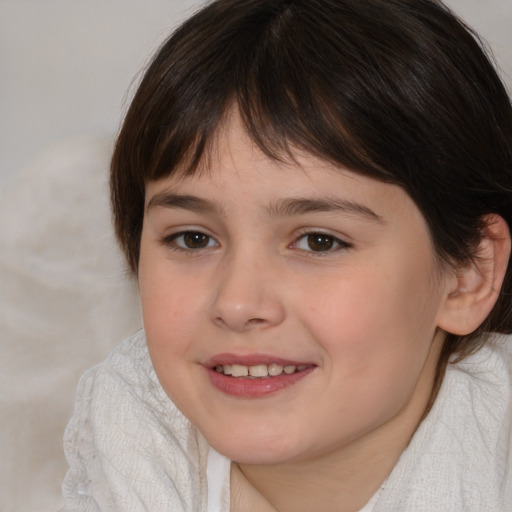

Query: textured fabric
[[206, 449, 231, 512], [62, 331, 210, 512], [374, 333, 512, 511], [62, 331, 512, 511]]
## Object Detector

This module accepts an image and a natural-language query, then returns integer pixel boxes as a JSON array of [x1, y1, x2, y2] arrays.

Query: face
[[138, 116, 452, 467]]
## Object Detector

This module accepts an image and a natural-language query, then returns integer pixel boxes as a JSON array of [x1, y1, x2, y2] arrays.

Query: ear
[[437, 214, 511, 336]]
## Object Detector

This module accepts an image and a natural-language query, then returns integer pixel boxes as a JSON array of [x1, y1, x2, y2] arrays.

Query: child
[[62, 0, 512, 510]]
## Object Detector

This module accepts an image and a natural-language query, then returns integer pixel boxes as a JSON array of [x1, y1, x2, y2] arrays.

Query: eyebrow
[[267, 197, 384, 223], [147, 192, 223, 215], [147, 192, 383, 223]]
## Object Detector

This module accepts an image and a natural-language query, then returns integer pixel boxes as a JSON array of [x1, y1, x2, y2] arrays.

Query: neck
[[236, 423, 406, 512]]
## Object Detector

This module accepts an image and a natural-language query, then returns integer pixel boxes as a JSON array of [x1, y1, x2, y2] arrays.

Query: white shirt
[[62, 330, 512, 511]]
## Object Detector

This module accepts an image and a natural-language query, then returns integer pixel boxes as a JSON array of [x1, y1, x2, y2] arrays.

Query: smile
[[214, 363, 308, 378], [206, 358, 316, 398]]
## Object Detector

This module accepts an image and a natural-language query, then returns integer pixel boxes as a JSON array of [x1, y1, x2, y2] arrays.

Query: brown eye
[[293, 232, 350, 254], [183, 232, 210, 248], [168, 231, 218, 250], [306, 234, 335, 251]]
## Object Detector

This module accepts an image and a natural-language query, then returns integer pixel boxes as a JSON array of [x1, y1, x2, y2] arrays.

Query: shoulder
[[67, 330, 179, 434], [77, 329, 164, 404], [375, 334, 512, 512], [62, 330, 210, 512], [456, 332, 512, 377], [448, 333, 512, 430], [449, 334, 512, 439]]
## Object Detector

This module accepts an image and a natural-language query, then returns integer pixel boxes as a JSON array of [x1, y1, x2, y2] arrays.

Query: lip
[[204, 353, 316, 398], [205, 353, 311, 367]]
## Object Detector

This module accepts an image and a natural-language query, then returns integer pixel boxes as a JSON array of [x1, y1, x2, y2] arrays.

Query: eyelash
[[291, 231, 352, 255], [161, 230, 352, 256], [162, 231, 219, 252]]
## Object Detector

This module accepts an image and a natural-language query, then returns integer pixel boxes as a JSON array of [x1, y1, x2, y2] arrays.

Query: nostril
[[246, 318, 266, 326]]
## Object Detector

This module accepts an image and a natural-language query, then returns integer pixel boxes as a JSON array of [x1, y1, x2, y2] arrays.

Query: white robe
[[62, 330, 512, 511]]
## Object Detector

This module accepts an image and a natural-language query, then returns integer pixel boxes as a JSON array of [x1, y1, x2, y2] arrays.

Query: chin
[[204, 423, 305, 465]]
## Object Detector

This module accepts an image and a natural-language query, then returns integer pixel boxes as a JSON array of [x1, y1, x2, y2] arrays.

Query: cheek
[[138, 254, 208, 360], [302, 258, 441, 382], [138, 264, 208, 415], [302, 288, 436, 434]]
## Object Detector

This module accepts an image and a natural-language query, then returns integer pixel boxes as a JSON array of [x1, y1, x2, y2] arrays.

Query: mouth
[[213, 363, 310, 378], [205, 356, 316, 398]]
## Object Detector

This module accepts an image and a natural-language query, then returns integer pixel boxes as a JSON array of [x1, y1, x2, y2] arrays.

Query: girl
[[63, 0, 512, 510]]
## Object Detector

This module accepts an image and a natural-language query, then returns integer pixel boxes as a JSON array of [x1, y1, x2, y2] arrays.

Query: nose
[[209, 253, 286, 332]]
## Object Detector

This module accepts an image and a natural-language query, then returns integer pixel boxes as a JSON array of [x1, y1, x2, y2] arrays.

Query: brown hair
[[111, 0, 512, 373]]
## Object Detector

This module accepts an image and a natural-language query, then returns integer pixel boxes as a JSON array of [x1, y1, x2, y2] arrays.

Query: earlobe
[[437, 214, 511, 336]]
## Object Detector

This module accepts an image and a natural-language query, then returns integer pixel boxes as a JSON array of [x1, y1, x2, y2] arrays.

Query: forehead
[[145, 112, 413, 222]]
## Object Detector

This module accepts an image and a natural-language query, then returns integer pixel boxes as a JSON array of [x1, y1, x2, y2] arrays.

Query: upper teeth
[[215, 364, 307, 378]]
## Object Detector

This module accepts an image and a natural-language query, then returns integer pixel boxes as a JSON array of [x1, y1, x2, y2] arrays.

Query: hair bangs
[[140, 0, 393, 185]]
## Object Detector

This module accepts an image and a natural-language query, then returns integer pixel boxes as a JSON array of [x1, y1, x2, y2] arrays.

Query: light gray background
[[0, 0, 205, 186], [0, 0, 511, 187], [0, 1, 510, 511]]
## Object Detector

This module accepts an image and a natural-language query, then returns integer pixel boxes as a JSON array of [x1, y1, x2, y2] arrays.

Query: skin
[[138, 114, 458, 511]]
